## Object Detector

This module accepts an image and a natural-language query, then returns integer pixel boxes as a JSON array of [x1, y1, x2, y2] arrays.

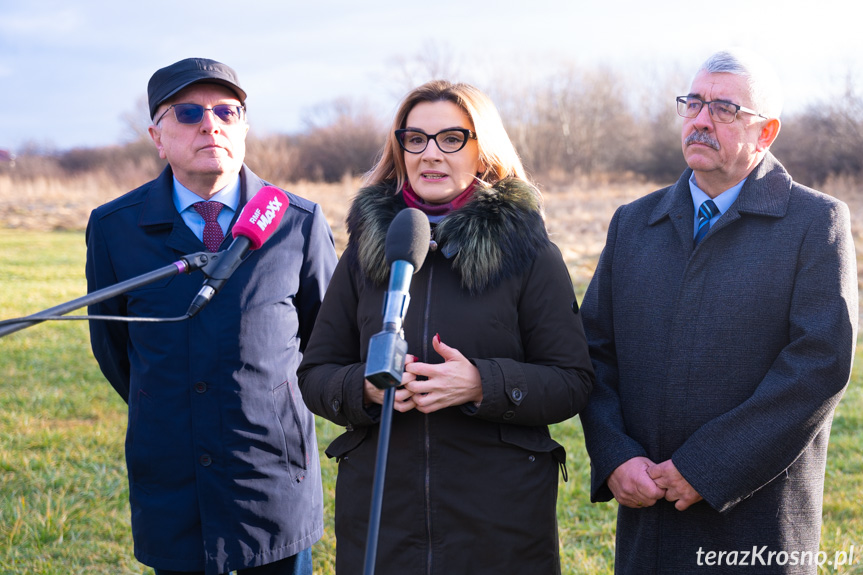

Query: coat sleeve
[[298, 254, 382, 428], [85, 212, 131, 403], [673, 199, 858, 513], [578, 206, 651, 502], [296, 203, 338, 351], [468, 241, 595, 426]]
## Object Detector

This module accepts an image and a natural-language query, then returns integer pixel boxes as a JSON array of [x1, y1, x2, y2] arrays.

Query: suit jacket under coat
[[85, 165, 337, 574], [579, 153, 858, 574], [297, 178, 594, 575]]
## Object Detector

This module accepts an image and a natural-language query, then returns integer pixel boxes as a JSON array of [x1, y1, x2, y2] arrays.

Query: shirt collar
[[688, 172, 746, 216], [172, 175, 241, 214]]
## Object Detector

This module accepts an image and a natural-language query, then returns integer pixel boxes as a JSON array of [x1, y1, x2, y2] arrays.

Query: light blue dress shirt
[[688, 172, 746, 237], [172, 175, 240, 243]]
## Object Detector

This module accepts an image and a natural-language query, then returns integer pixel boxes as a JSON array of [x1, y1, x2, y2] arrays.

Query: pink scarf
[[401, 180, 478, 217]]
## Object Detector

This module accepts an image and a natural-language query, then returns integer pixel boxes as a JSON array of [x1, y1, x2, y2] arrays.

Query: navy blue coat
[[85, 165, 337, 574], [580, 154, 858, 574]]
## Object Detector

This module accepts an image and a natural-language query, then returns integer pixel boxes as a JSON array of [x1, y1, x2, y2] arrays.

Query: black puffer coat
[[298, 178, 594, 575]]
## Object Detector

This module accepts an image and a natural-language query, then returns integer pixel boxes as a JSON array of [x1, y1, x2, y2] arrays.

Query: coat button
[[194, 381, 208, 393], [199, 454, 212, 466], [503, 411, 515, 420], [511, 388, 523, 402], [331, 399, 342, 412], [528, 455, 536, 462]]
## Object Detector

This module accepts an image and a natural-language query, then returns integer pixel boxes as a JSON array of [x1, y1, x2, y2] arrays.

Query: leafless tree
[[385, 41, 465, 99], [6, 64, 861, 193], [120, 94, 154, 143], [773, 74, 863, 187], [292, 98, 386, 182]]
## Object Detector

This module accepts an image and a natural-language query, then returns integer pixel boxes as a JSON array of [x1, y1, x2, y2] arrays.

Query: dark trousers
[[153, 547, 312, 575]]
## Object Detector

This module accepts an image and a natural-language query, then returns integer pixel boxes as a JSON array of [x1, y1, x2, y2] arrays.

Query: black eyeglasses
[[395, 128, 477, 154], [155, 103, 246, 126], [676, 96, 767, 124]]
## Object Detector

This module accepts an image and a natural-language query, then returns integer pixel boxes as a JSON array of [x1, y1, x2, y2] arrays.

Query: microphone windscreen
[[385, 208, 430, 271], [231, 186, 290, 250]]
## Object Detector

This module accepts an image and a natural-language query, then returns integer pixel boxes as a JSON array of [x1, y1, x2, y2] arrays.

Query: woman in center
[[298, 80, 594, 574]]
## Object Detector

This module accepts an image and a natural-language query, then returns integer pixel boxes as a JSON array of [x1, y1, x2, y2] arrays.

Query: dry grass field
[[1, 171, 861, 294], [1, 171, 861, 574]]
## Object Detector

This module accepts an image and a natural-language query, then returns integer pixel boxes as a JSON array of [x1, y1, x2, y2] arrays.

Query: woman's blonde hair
[[364, 80, 530, 191]]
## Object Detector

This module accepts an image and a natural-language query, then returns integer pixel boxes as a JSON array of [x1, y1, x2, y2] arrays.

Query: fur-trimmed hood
[[346, 178, 550, 294]]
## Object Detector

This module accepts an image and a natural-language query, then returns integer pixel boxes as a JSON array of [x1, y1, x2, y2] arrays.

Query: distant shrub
[[3, 67, 862, 189]]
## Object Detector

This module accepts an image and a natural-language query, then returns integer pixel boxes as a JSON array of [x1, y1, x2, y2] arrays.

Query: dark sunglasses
[[155, 103, 245, 126]]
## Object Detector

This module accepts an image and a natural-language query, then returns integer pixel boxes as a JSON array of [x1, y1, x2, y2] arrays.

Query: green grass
[[1, 229, 861, 574]]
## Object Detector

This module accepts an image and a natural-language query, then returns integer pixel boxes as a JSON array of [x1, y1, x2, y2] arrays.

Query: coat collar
[[348, 178, 550, 294], [137, 164, 267, 254], [649, 152, 793, 231]]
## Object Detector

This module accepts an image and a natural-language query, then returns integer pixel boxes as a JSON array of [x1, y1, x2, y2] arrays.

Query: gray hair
[[697, 48, 784, 119]]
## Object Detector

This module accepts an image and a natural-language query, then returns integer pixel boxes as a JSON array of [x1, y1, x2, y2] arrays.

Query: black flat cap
[[147, 57, 247, 119]]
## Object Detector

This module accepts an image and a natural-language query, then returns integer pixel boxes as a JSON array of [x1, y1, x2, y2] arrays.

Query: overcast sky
[[1, 0, 860, 152]]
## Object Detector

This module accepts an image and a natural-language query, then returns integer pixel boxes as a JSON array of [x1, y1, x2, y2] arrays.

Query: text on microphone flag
[[232, 186, 290, 250]]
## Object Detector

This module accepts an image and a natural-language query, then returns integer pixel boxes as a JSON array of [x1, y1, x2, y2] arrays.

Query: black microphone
[[365, 208, 431, 389], [186, 186, 290, 317]]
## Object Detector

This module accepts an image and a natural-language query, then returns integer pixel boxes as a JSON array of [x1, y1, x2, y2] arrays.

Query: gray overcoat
[[580, 153, 858, 574]]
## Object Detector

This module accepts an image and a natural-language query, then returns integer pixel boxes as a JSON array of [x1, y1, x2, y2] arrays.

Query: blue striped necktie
[[694, 199, 719, 247]]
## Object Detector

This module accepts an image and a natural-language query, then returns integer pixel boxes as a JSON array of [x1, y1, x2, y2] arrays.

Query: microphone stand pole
[[363, 386, 396, 575], [0, 252, 212, 339], [360, 207, 429, 574]]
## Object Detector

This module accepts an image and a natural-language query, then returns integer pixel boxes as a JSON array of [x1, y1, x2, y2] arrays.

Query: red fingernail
[[434, 333, 440, 343]]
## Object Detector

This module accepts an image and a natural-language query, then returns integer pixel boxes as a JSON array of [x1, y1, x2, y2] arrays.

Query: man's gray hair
[[697, 48, 784, 119]]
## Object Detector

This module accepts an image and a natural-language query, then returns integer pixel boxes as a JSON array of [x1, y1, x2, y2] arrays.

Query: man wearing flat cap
[[85, 57, 337, 575]]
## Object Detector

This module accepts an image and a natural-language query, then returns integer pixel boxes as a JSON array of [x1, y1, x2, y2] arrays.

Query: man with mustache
[[579, 49, 857, 574]]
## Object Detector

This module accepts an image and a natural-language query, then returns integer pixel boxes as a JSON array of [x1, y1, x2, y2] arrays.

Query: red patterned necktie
[[192, 201, 225, 252]]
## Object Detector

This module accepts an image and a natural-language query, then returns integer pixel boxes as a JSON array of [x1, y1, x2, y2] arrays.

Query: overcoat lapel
[[648, 171, 698, 253], [134, 165, 270, 256], [645, 152, 793, 253]]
